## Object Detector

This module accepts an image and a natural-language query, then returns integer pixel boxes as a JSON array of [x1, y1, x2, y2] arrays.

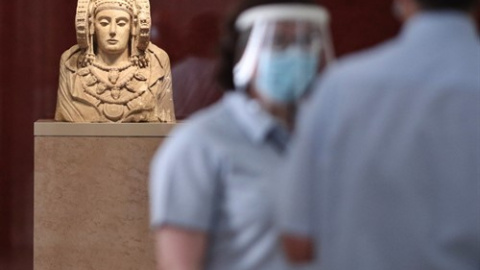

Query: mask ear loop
[[233, 21, 268, 90]]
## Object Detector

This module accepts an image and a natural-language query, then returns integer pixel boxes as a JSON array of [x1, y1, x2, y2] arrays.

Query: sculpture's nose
[[109, 23, 116, 36]]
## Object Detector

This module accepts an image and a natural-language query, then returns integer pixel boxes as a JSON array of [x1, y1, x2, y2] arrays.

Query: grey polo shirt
[[150, 92, 290, 270], [279, 12, 480, 270]]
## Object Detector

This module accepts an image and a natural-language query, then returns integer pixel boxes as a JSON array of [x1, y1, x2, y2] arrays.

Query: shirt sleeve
[[149, 124, 220, 231], [277, 73, 340, 237]]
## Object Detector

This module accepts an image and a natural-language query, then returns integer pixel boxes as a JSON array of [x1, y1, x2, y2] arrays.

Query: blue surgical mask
[[255, 47, 318, 103]]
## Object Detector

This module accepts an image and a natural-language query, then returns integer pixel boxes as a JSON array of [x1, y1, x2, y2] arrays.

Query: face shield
[[234, 4, 334, 104]]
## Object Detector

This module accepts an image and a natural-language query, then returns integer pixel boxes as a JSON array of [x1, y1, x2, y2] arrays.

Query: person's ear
[[392, 0, 419, 21]]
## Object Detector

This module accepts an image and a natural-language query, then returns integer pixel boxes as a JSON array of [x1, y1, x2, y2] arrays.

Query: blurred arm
[[154, 225, 207, 270]]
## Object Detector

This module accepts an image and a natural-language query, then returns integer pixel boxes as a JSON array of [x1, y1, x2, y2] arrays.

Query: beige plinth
[[34, 121, 177, 269]]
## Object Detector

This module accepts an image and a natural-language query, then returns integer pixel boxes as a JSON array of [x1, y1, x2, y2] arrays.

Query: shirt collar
[[401, 11, 477, 42], [223, 91, 290, 147]]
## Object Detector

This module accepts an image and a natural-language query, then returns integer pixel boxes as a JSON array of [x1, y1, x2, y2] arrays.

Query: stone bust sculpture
[[55, 0, 175, 122]]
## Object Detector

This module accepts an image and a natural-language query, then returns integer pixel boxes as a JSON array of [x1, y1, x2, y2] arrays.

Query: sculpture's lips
[[107, 39, 118, 44]]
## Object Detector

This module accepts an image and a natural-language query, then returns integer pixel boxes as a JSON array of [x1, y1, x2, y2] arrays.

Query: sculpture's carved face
[[94, 9, 131, 55]]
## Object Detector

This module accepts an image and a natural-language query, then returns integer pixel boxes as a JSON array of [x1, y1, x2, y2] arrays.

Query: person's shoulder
[[308, 39, 401, 109], [168, 101, 228, 146], [185, 100, 230, 134], [328, 38, 400, 79]]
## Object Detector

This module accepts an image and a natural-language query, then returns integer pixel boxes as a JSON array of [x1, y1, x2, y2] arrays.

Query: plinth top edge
[[34, 119, 179, 137]]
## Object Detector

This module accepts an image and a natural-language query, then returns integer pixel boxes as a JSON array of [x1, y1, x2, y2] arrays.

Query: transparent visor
[[234, 6, 334, 103]]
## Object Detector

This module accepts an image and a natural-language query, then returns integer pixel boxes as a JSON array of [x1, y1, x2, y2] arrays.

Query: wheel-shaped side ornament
[[76, 0, 91, 49]]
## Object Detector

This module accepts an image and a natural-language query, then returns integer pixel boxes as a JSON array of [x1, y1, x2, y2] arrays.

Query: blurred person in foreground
[[278, 0, 480, 269], [149, 0, 334, 269]]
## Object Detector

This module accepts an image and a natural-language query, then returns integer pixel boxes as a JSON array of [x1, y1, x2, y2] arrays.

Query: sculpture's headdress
[[93, 0, 135, 16], [75, 0, 152, 66]]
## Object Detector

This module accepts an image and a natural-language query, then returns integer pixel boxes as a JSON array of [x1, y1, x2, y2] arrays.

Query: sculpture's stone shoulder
[[60, 45, 83, 72], [147, 43, 170, 69], [146, 43, 171, 85]]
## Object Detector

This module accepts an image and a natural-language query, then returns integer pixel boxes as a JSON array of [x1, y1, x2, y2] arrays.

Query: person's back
[[279, 0, 480, 269]]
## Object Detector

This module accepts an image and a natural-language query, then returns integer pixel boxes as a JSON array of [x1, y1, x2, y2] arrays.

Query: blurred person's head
[[216, 0, 333, 129], [218, 0, 317, 91], [394, 0, 479, 21], [416, 0, 479, 11], [217, 0, 333, 127]]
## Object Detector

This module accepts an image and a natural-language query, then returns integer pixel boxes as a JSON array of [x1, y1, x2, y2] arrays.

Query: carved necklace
[[92, 61, 133, 85], [89, 63, 137, 100]]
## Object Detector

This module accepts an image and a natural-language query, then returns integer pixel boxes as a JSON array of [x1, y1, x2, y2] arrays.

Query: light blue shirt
[[279, 12, 480, 270], [150, 92, 290, 270]]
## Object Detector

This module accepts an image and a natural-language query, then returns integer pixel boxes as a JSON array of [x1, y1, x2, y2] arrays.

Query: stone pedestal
[[34, 120, 176, 269]]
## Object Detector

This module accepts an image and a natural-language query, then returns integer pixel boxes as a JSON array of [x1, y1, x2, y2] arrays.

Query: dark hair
[[416, 0, 479, 11], [216, 0, 316, 90]]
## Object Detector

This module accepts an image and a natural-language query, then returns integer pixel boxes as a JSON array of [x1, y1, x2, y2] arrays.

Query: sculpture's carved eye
[[115, 17, 129, 27], [98, 19, 110, 27]]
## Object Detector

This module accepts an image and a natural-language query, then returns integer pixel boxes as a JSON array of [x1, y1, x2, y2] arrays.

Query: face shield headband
[[233, 4, 334, 90]]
